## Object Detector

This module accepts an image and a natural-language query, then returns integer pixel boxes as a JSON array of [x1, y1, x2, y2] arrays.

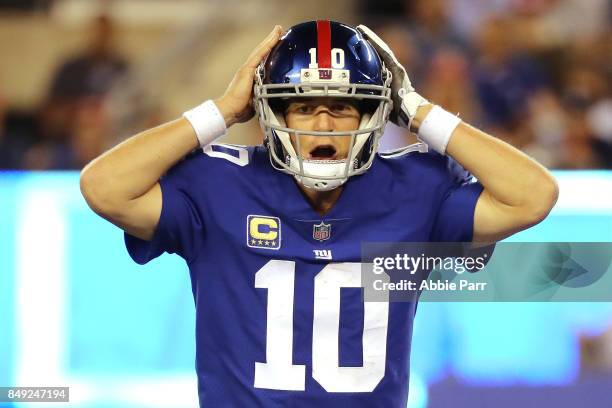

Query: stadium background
[[0, 0, 611, 407]]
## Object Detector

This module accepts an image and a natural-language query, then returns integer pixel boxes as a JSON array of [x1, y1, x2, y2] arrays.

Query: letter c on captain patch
[[247, 215, 281, 250]]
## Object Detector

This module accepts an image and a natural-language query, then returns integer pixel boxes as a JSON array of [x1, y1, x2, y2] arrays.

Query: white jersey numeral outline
[[203, 143, 249, 166], [254, 260, 389, 392]]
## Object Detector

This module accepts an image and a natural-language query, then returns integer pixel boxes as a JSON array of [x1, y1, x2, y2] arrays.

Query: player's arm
[[412, 104, 559, 242], [358, 25, 558, 243], [80, 26, 283, 240]]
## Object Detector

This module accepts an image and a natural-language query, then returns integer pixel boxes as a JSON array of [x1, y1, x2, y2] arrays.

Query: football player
[[80, 21, 558, 407]]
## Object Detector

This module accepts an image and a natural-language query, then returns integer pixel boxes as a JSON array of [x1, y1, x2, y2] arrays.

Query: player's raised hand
[[215, 25, 284, 127], [356, 25, 429, 129]]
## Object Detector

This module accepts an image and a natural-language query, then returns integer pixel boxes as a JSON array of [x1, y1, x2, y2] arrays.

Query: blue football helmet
[[254, 20, 392, 191]]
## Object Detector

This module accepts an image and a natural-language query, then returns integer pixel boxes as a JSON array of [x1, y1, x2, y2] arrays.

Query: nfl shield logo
[[313, 221, 331, 241]]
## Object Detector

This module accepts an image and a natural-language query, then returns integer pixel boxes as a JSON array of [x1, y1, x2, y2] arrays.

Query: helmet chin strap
[[287, 157, 351, 191]]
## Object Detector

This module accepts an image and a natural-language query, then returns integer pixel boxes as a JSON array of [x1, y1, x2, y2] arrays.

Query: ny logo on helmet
[[319, 69, 332, 80]]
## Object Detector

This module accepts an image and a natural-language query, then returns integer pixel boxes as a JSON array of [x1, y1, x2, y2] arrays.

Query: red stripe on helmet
[[316, 20, 331, 68]]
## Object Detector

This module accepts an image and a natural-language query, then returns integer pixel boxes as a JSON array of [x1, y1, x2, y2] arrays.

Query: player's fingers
[[243, 25, 283, 70]]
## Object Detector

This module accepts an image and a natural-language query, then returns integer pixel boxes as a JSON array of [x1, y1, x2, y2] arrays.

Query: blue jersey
[[125, 143, 483, 407]]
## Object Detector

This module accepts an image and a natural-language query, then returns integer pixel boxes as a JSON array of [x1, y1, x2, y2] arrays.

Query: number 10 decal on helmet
[[308, 48, 345, 69], [254, 20, 393, 191]]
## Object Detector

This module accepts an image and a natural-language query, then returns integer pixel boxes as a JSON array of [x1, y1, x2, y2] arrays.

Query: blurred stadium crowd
[[0, 0, 610, 170]]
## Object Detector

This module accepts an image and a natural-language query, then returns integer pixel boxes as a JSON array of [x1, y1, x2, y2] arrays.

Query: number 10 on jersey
[[254, 260, 389, 392]]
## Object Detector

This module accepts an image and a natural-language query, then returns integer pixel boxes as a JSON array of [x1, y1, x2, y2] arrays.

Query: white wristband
[[182, 100, 227, 148], [417, 105, 462, 155]]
